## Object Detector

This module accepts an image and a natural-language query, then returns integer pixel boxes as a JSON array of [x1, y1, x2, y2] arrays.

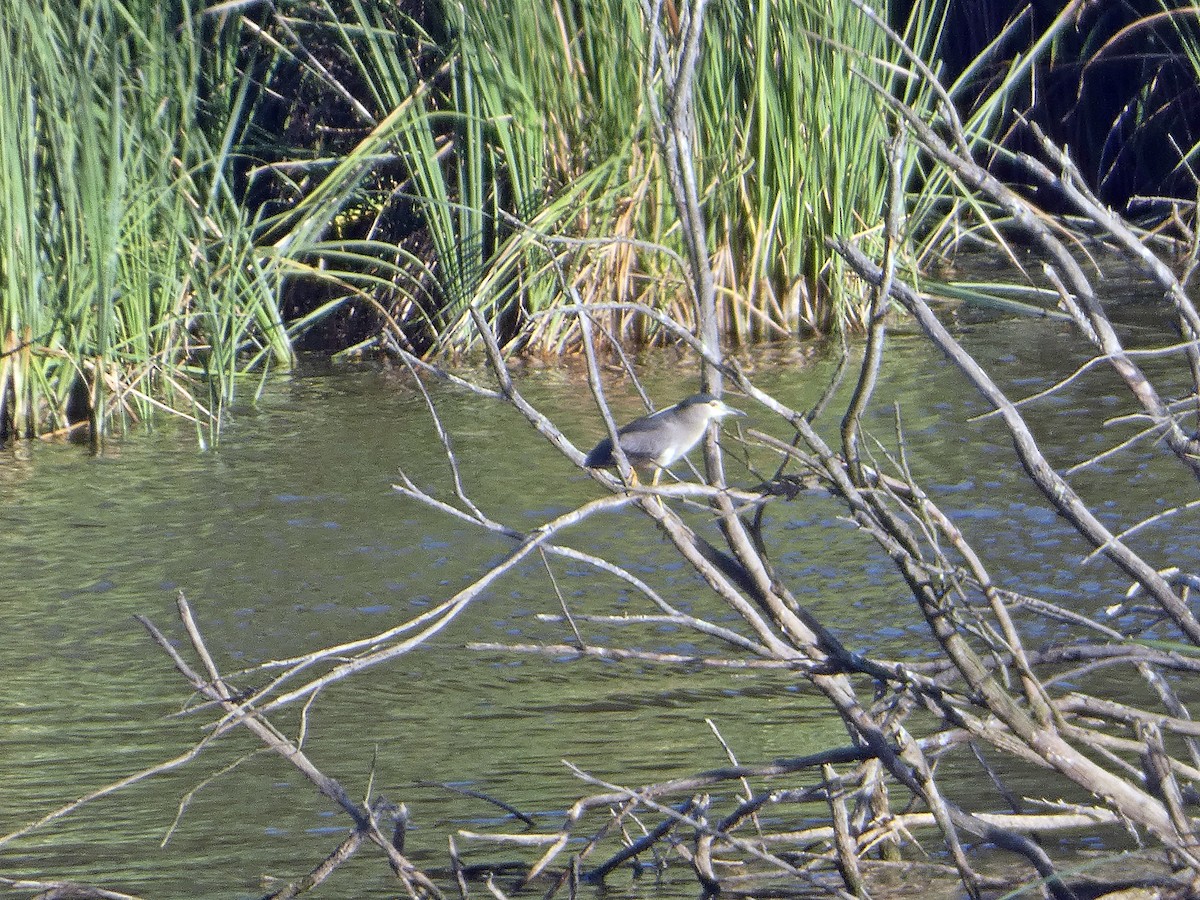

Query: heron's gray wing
[[613, 413, 671, 464]]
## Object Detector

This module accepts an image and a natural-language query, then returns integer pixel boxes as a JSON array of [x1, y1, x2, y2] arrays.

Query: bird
[[584, 393, 746, 485]]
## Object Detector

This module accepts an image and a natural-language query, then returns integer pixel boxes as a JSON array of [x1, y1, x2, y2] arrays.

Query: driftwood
[[425, 5, 1200, 897], [7, 3, 1200, 899]]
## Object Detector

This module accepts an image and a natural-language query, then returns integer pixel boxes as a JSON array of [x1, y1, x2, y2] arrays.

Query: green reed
[[0, 0, 291, 445], [424, 0, 951, 343], [4, 0, 1080, 443]]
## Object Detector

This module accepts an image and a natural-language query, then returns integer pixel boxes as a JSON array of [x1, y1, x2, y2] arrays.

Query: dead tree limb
[[138, 594, 443, 900]]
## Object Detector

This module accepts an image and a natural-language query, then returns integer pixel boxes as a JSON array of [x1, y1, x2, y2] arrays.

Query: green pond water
[[1, 301, 1197, 897]]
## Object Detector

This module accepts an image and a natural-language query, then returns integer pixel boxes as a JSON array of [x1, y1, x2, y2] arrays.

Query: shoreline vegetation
[[2, 0, 1199, 445]]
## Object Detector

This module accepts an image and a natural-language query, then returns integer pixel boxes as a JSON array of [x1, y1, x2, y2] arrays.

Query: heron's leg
[[648, 467, 669, 510]]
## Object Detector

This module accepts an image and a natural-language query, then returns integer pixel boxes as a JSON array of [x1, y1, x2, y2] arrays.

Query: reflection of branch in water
[[420, 782, 537, 828]]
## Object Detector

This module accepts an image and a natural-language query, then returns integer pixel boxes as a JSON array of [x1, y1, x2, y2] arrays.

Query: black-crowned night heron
[[584, 393, 746, 485]]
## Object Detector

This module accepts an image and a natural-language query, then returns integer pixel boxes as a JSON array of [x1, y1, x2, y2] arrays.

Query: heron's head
[[678, 394, 747, 423]]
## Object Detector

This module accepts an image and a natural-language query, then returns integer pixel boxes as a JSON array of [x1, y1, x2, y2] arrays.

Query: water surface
[[1, 300, 1195, 897]]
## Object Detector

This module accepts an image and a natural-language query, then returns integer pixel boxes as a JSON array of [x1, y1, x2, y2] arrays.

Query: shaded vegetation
[[906, 0, 1200, 209]]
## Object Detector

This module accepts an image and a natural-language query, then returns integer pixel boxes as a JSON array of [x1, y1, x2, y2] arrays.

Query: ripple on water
[[2, 326, 1196, 896]]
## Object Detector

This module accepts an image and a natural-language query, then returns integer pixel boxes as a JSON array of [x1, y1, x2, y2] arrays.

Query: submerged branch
[[140, 594, 443, 899]]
